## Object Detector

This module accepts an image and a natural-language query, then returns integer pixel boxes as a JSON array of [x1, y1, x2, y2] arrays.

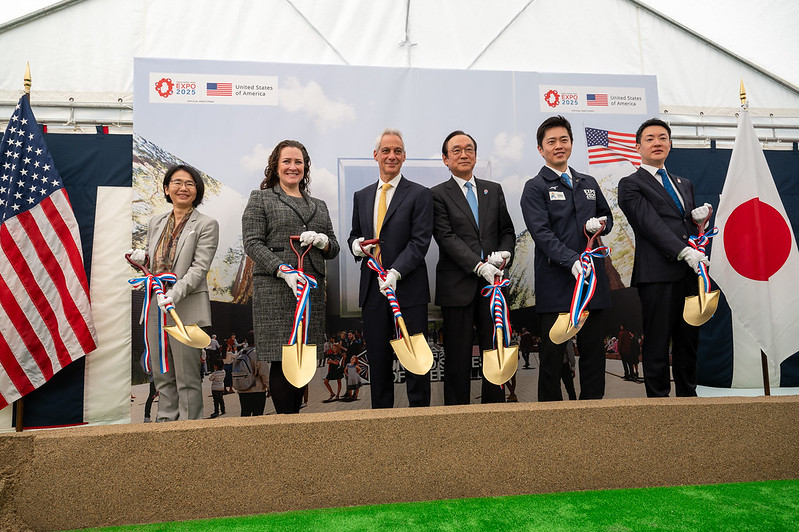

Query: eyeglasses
[[449, 146, 475, 156], [170, 180, 196, 189]]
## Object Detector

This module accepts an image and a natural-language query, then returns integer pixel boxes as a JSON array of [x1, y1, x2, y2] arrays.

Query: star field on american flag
[[0, 102, 62, 223]]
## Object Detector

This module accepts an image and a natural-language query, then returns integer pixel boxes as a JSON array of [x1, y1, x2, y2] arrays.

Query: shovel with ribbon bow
[[481, 259, 518, 386], [281, 236, 319, 388], [549, 220, 609, 344], [127, 253, 211, 373], [360, 238, 433, 375], [683, 208, 720, 326]]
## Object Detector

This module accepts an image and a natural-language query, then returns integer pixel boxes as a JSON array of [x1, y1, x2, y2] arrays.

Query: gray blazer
[[242, 186, 340, 361], [146, 209, 219, 327]]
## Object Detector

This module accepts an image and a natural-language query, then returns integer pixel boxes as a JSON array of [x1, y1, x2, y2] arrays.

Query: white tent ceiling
[[1, 0, 798, 136]]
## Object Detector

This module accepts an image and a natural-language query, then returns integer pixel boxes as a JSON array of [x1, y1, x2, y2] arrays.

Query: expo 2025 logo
[[544, 89, 560, 108], [154, 77, 174, 98]]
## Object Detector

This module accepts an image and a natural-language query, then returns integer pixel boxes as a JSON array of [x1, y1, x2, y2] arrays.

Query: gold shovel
[[361, 239, 433, 375], [282, 236, 318, 389], [126, 254, 211, 349], [483, 260, 519, 386], [683, 209, 720, 326], [549, 221, 606, 345]]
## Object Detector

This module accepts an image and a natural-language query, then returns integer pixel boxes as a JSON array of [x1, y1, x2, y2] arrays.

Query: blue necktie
[[657, 168, 684, 215], [561, 172, 572, 189], [465, 181, 479, 226]]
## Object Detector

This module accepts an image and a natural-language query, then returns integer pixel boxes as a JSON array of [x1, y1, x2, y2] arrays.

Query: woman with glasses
[[129, 164, 219, 421], [242, 140, 339, 414]]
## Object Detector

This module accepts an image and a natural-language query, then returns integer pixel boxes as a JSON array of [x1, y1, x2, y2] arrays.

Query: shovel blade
[[483, 345, 519, 385], [164, 324, 211, 349], [684, 277, 720, 326], [549, 311, 589, 345], [282, 342, 318, 388], [390, 333, 434, 375]]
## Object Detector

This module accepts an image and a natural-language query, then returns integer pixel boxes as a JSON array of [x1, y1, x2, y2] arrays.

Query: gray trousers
[[146, 304, 204, 421]]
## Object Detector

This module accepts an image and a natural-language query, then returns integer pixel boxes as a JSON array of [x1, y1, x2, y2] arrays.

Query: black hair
[[162, 164, 205, 207], [442, 130, 477, 156], [536, 115, 573, 148], [635, 118, 671, 144]]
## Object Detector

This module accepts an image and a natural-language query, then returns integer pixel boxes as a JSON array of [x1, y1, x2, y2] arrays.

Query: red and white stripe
[[588, 131, 641, 166], [0, 189, 97, 409]]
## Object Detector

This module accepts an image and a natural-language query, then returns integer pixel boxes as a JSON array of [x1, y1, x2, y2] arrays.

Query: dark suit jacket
[[431, 176, 515, 307], [347, 176, 433, 308], [521, 166, 613, 313], [617, 167, 697, 286]]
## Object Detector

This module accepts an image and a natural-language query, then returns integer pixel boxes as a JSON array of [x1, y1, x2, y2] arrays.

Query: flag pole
[[13, 63, 32, 433], [740, 79, 771, 396]]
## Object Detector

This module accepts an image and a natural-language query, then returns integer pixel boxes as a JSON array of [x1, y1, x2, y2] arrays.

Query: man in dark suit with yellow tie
[[348, 128, 434, 409], [618, 118, 712, 397], [431, 130, 516, 404]]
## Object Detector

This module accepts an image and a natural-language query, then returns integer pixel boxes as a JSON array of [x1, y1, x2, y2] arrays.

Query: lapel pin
[[483, 189, 488, 195]]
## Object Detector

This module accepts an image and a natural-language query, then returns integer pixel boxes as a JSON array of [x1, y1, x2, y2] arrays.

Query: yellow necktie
[[375, 182, 391, 263]]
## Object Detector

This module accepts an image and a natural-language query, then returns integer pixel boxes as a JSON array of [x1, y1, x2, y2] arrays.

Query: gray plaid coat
[[242, 186, 339, 362]]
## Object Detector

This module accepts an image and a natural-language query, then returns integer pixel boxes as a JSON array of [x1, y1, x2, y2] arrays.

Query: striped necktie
[[657, 168, 684, 215]]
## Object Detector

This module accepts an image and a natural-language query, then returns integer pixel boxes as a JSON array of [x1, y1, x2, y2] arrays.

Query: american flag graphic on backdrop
[[585, 126, 641, 167], [0, 95, 97, 409], [207, 82, 233, 96]]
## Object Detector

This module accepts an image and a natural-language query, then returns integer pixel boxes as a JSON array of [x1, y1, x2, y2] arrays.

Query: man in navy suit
[[431, 130, 516, 404], [618, 118, 711, 397], [348, 129, 434, 408], [521, 116, 613, 402]]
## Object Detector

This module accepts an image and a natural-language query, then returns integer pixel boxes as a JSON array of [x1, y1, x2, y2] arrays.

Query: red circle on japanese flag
[[723, 198, 792, 281]]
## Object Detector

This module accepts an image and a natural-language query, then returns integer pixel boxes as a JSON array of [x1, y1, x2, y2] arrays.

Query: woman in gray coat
[[242, 140, 339, 414]]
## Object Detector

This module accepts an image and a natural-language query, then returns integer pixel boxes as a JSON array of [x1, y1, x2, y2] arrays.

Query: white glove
[[486, 250, 511, 268], [476, 262, 502, 284], [300, 230, 329, 250], [156, 293, 174, 312], [571, 259, 591, 282], [127, 248, 146, 264], [351, 237, 374, 258], [276, 266, 302, 292], [679, 247, 709, 274], [585, 216, 607, 234], [378, 268, 401, 296], [691, 203, 712, 224]]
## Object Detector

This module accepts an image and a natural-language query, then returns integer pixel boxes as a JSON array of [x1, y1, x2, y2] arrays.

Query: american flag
[[0, 96, 97, 409], [586, 93, 608, 106], [207, 82, 233, 96], [585, 127, 641, 167]]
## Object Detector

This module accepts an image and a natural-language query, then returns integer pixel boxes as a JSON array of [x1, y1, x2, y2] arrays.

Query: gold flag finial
[[24, 62, 31, 95], [739, 79, 748, 108]]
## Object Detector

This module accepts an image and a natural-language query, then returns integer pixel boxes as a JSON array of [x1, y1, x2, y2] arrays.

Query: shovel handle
[[125, 253, 151, 276], [360, 238, 379, 261], [694, 205, 714, 236], [289, 235, 313, 272], [582, 220, 607, 251]]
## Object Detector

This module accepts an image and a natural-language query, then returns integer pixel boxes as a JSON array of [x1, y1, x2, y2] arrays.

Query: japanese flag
[[711, 108, 799, 366]]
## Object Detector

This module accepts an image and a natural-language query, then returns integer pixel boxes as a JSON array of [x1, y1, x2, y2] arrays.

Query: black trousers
[[363, 298, 430, 409], [538, 310, 605, 401], [637, 275, 699, 398], [441, 286, 506, 405], [238, 391, 267, 416], [269, 361, 304, 414], [144, 380, 156, 419]]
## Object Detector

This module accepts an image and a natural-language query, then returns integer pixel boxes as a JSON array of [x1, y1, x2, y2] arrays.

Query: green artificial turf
[[84, 479, 799, 531]]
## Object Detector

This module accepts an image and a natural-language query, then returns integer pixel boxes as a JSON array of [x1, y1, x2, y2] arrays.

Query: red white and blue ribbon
[[366, 257, 404, 339], [569, 244, 610, 327], [481, 277, 512, 348], [688, 226, 718, 292], [128, 272, 177, 373], [279, 263, 317, 345]]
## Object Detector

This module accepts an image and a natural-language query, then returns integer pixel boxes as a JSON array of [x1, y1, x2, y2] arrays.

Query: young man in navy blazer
[[348, 129, 434, 409], [521, 116, 613, 402], [617, 118, 711, 397]]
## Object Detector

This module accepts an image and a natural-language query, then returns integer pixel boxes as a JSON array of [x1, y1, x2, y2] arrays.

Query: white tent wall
[[0, 0, 798, 118]]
